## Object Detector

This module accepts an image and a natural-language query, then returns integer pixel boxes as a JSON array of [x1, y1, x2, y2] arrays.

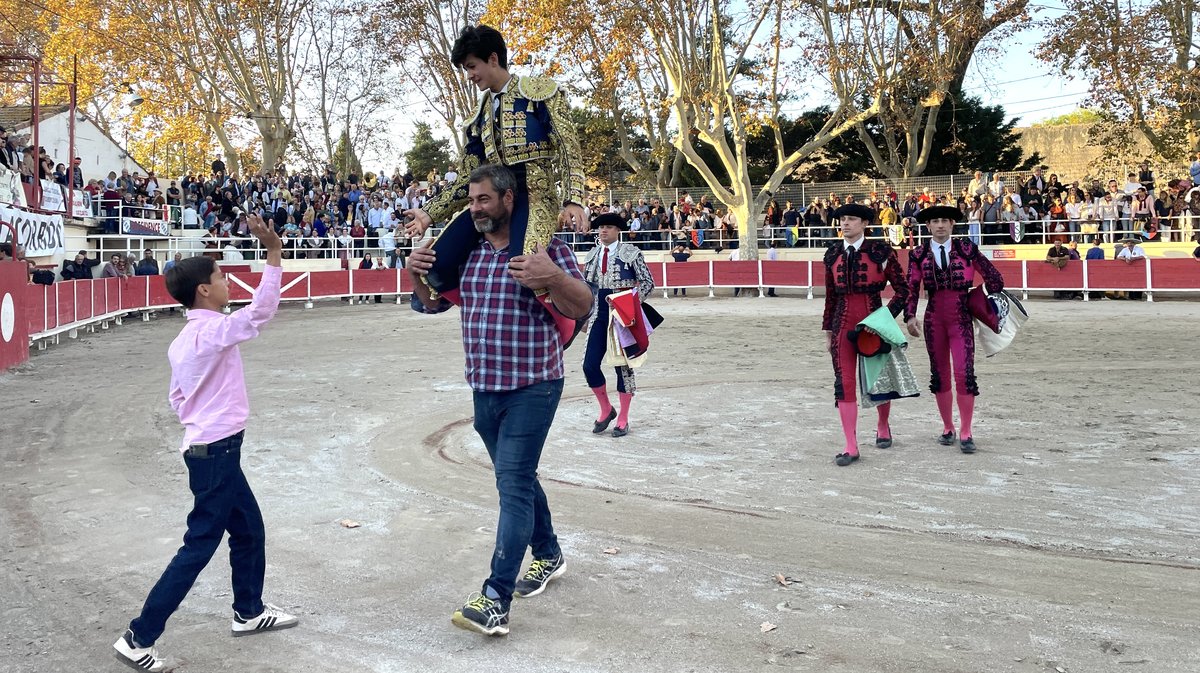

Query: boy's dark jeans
[[129, 431, 266, 646]]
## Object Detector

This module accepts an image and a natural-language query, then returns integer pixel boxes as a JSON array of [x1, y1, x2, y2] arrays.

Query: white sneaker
[[230, 602, 299, 637], [112, 630, 167, 672]]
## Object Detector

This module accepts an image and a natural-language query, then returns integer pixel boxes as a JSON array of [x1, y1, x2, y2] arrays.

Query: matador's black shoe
[[835, 452, 860, 467], [959, 437, 977, 454], [938, 431, 956, 446], [875, 431, 892, 449], [611, 425, 629, 438], [592, 408, 617, 434]]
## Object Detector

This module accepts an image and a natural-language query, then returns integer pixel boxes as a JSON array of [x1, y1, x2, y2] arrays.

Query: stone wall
[[1013, 123, 1163, 180]]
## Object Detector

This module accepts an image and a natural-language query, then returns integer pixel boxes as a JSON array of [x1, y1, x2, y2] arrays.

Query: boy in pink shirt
[[114, 215, 298, 672]]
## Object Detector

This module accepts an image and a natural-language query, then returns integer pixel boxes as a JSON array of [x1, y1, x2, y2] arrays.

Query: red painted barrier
[[103, 277, 121, 315], [148, 276, 174, 307], [712, 260, 760, 286], [761, 260, 810, 287], [280, 272, 310, 301], [664, 261, 710, 287], [1150, 258, 1200, 289], [648, 262, 666, 288], [990, 260, 1024, 283], [0, 263, 30, 369], [120, 277, 150, 311], [1087, 260, 1146, 290], [76, 281, 93, 322], [1026, 260, 1084, 289], [398, 272, 415, 293], [226, 272, 262, 302], [56, 282, 74, 326], [14, 260, 1200, 368], [309, 270, 350, 297], [24, 282, 47, 335], [351, 269, 398, 295]]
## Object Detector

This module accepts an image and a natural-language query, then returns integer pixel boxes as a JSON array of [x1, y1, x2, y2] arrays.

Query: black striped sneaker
[[231, 603, 299, 637], [112, 629, 167, 672], [514, 554, 566, 598], [451, 593, 510, 636]]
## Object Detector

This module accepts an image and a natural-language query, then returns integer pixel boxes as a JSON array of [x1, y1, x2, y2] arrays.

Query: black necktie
[[939, 245, 948, 271]]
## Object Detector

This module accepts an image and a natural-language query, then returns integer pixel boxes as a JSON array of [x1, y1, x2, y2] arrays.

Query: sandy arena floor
[[1, 293, 1197, 673]]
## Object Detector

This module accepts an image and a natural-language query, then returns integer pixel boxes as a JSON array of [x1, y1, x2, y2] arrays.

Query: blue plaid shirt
[[419, 237, 586, 392]]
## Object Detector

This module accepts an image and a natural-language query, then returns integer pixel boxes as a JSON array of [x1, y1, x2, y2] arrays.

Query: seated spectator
[[1117, 237, 1146, 262], [61, 250, 101, 280], [222, 242, 244, 262], [1045, 240, 1072, 299], [135, 249, 160, 276], [1117, 236, 1146, 299]]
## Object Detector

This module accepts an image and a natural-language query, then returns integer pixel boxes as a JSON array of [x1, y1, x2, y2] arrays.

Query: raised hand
[[248, 214, 282, 251], [403, 209, 433, 239]]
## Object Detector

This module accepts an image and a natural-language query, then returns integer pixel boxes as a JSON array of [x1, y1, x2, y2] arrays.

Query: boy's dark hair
[[451, 25, 507, 69], [165, 256, 217, 308]]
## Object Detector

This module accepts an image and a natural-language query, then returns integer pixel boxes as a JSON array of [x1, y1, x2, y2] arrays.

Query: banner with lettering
[[121, 217, 170, 237], [39, 179, 65, 212], [72, 191, 92, 219], [0, 204, 65, 257]]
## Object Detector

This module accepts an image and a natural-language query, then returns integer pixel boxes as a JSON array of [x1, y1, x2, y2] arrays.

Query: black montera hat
[[592, 213, 628, 230], [915, 205, 964, 224], [832, 203, 875, 222]]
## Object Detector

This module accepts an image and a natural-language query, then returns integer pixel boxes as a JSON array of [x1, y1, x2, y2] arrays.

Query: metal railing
[[52, 214, 1198, 281]]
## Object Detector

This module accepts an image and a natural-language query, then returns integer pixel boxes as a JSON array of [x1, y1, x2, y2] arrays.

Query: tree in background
[[486, 0, 687, 193], [331, 129, 363, 179], [855, 96, 1042, 176], [811, 0, 1032, 178], [570, 107, 650, 189], [381, 0, 481, 157], [404, 122, 451, 180], [295, 2, 403, 171], [1031, 109, 1104, 127], [1039, 0, 1198, 164]]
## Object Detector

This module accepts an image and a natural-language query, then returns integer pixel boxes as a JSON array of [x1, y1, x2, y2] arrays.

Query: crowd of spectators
[[139, 160, 463, 269], [590, 158, 1200, 252], [10, 133, 1200, 267]]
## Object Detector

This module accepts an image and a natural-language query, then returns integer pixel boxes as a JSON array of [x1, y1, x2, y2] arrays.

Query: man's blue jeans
[[129, 432, 266, 646], [472, 379, 564, 603]]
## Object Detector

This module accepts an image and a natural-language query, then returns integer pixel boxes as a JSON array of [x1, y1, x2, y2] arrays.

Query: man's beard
[[473, 212, 507, 234]]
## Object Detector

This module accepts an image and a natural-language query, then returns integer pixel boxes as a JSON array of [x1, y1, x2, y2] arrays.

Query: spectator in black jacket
[[61, 250, 101, 280]]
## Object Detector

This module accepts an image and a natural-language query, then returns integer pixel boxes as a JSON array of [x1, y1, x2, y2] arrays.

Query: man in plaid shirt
[[409, 164, 593, 636]]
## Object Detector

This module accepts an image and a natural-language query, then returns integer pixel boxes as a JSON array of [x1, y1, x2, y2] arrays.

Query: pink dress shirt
[[167, 265, 282, 451]]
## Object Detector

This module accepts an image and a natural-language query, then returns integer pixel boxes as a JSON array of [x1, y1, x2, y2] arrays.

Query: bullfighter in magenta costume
[[904, 205, 1005, 454], [822, 203, 910, 466]]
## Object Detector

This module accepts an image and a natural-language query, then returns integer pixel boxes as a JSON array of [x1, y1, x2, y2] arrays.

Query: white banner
[[39, 179, 65, 213], [71, 191, 92, 219], [0, 204, 66, 257], [121, 217, 171, 237]]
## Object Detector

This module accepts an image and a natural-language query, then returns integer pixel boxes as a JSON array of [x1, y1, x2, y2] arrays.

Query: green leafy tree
[[404, 121, 451, 180], [1032, 109, 1104, 127], [331, 129, 363, 179], [923, 96, 1042, 174], [1038, 0, 1199, 161]]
